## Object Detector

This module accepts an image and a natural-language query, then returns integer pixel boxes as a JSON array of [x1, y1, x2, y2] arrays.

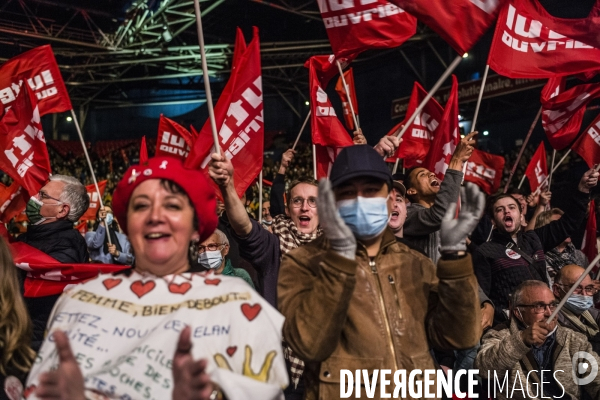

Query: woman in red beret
[[26, 157, 288, 400]]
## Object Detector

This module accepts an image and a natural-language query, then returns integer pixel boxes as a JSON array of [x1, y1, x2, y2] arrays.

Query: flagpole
[[503, 107, 543, 193], [336, 61, 359, 130], [392, 157, 401, 174], [517, 174, 527, 190], [70, 109, 112, 245], [532, 149, 571, 195], [292, 111, 311, 151], [462, 64, 489, 179], [258, 171, 263, 224], [395, 55, 462, 140], [312, 144, 317, 180], [193, 0, 220, 155], [548, 149, 556, 189]]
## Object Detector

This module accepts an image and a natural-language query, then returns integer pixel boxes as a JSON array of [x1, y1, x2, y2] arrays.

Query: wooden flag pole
[[292, 111, 311, 151], [531, 149, 571, 196], [503, 107, 543, 193], [70, 109, 111, 245], [392, 157, 401, 174], [517, 174, 527, 190], [258, 171, 263, 224], [395, 55, 462, 140], [312, 144, 317, 180], [336, 61, 359, 130], [193, 0, 220, 155]]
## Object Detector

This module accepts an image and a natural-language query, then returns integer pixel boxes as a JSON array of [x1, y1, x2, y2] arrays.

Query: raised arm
[[270, 149, 295, 217], [524, 190, 551, 231]]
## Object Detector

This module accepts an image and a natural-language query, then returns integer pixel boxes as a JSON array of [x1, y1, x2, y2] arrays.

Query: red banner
[[390, 0, 504, 55], [0, 181, 27, 223], [572, 114, 600, 169], [464, 149, 505, 195], [488, 0, 600, 78], [335, 68, 359, 131], [524, 142, 548, 192], [156, 115, 194, 161], [318, 0, 416, 58], [81, 180, 107, 221], [540, 76, 565, 103], [423, 75, 460, 181], [582, 200, 598, 269], [541, 82, 600, 150], [315, 145, 344, 179], [0, 86, 51, 197], [139, 136, 148, 165], [0, 45, 71, 115]]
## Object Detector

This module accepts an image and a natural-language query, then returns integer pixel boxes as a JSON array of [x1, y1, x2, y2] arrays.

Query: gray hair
[[214, 229, 229, 246], [49, 175, 90, 222], [510, 280, 551, 310]]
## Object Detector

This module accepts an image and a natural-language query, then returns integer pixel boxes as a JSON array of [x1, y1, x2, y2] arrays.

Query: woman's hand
[[172, 326, 215, 400], [108, 244, 119, 257]]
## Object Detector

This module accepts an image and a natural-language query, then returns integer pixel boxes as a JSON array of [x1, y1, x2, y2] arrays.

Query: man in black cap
[[278, 144, 485, 399]]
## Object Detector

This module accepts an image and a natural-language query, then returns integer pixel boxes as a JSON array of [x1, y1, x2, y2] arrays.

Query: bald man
[[553, 264, 600, 353]]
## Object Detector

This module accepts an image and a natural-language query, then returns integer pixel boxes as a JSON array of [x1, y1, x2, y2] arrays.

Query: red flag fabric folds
[[541, 82, 600, 149], [0, 86, 51, 197], [524, 142, 548, 192], [317, 0, 416, 59], [315, 145, 344, 179], [488, 0, 600, 78], [139, 136, 149, 165], [0, 45, 71, 115], [0, 181, 27, 223], [581, 200, 598, 267], [572, 114, 600, 169], [81, 180, 107, 221], [464, 149, 506, 195], [335, 68, 359, 131], [156, 115, 194, 161], [390, 0, 505, 55], [423, 75, 460, 181]]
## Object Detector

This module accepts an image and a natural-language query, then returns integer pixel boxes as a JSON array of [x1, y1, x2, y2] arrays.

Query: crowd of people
[[3, 130, 600, 400]]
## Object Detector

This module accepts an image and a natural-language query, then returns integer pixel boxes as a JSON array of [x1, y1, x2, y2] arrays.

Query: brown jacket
[[278, 228, 481, 400]]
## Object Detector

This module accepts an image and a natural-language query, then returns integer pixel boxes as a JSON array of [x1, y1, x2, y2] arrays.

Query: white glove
[[317, 179, 356, 260], [440, 182, 485, 253]]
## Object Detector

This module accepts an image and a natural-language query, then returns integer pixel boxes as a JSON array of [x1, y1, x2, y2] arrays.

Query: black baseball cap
[[330, 145, 393, 189]]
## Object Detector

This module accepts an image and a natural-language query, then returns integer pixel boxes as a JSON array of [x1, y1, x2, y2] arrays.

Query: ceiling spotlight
[[483, 130, 489, 136], [66, 116, 73, 122], [305, 101, 309, 106], [462, 53, 469, 58]]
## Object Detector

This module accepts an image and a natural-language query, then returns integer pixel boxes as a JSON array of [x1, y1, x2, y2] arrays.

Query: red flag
[[541, 82, 600, 149], [0, 181, 27, 223], [0, 45, 71, 115], [390, 0, 505, 55], [423, 75, 460, 181], [540, 76, 565, 103], [524, 142, 548, 192], [0, 86, 51, 197], [156, 115, 194, 161], [80, 180, 107, 221], [186, 28, 264, 199], [315, 145, 346, 179], [572, 114, 600, 169], [387, 82, 444, 167], [307, 56, 354, 149], [488, 0, 600, 79], [139, 136, 148, 165], [318, 0, 416, 59], [335, 68, 359, 131], [464, 149, 506, 195], [582, 200, 598, 268]]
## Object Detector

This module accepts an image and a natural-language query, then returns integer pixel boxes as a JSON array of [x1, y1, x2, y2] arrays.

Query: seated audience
[[85, 205, 134, 265]]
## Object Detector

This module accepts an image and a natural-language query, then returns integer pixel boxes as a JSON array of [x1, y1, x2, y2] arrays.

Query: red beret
[[112, 156, 218, 243]]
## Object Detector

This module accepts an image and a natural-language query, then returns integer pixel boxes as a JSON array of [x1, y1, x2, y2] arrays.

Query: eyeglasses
[[290, 197, 317, 208], [556, 283, 598, 296], [197, 243, 226, 253], [517, 302, 559, 314], [38, 191, 62, 204]]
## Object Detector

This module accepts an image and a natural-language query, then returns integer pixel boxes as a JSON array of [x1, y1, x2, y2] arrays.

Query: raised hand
[[172, 326, 215, 400], [373, 135, 401, 158], [208, 152, 234, 188], [520, 321, 556, 347], [352, 128, 367, 145], [439, 182, 485, 253], [317, 179, 356, 260], [450, 131, 477, 169], [578, 168, 600, 193], [278, 149, 296, 174]]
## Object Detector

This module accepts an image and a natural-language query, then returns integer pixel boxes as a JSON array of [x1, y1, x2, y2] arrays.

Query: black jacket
[[473, 189, 589, 324], [17, 220, 88, 352]]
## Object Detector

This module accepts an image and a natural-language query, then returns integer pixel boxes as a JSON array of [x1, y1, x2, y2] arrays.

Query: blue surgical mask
[[337, 196, 390, 240], [105, 213, 114, 226], [198, 250, 223, 269], [565, 293, 594, 314]]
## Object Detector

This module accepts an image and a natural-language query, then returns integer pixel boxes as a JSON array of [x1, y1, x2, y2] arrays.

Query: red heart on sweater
[[130, 280, 156, 298], [24, 384, 36, 398], [226, 346, 237, 357], [168, 282, 191, 295], [102, 278, 122, 290], [241, 303, 261, 321], [205, 278, 221, 286]]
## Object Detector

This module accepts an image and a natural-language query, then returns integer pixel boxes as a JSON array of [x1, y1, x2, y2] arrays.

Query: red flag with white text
[[0, 181, 27, 223], [540, 76, 565, 103], [464, 149, 506, 195], [390, 0, 505, 55], [0, 45, 71, 115], [582, 200, 598, 268], [156, 115, 194, 161], [317, 0, 416, 59], [524, 142, 548, 192], [139, 136, 148, 165], [572, 114, 600, 169], [488, 0, 600, 78], [335, 68, 359, 131], [81, 180, 107, 221], [423, 75, 460, 181], [541, 82, 600, 149], [0, 86, 51, 197]]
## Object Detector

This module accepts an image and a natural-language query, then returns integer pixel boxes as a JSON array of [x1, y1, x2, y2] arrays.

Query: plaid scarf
[[545, 242, 588, 281], [272, 214, 322, 388]]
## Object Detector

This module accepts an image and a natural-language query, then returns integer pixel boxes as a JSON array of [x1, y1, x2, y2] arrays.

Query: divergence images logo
[[572, 351, 598, 385]]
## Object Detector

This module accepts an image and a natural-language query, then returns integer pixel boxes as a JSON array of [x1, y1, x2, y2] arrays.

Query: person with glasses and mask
[[85, 205, 134, 265], [197, 229, 254, 288], [476, 280, 600, 400], [552, 264, 600, 353]]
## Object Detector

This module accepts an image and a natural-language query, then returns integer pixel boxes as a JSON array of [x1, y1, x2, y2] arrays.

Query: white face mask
[[198, 250, 223, 269]]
